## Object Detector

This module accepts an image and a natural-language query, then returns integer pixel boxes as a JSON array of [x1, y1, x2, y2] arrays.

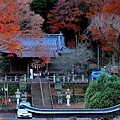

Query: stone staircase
[[31, 80, 53, 109], [42, 82, 53, 109], [31, 83, 43, 108]]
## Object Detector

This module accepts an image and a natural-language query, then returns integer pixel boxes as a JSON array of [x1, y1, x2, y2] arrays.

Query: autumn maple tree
[[47, 0, 120, 66], [17, 0, 45, 36], [47, 0, 90, 47], [102, 0, 120, 15], [48, 0, 89, 33], [84, 0, 120, 66], [0, 0, 51, 64], [16, 0, 51, 63], [0, 0, 20, 52]]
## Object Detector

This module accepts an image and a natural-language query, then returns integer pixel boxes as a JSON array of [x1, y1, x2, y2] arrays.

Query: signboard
[[55, 82, 62, 90]]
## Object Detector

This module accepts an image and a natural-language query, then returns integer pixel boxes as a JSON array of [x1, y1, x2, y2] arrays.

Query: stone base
[[66, 104, 71, 107]]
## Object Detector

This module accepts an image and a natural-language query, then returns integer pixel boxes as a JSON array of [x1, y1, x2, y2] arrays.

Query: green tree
[[84, 74, 120, 109], [52, 43, 93, 78], [30, 0, 58, 32]]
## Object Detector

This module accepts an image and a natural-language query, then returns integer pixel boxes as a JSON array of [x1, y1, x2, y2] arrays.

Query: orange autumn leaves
[[47, 0, 85, 34], [88, 0, 120, 52], [0, 0, 21, 53], [48, 0, 120, 53], [103, 0, 120, 15], [0, 0, 45, 54]]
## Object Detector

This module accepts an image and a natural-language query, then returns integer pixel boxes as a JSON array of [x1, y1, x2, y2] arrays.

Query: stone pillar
[[53, 74, 56, 82], [63, 76, 65, 82], [30, 69, 33, 79], [67, 73, 70, 82], [82, 74, 84, 81]]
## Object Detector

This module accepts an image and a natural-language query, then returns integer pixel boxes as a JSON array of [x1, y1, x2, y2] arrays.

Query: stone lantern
[[15, 89, 21, 109], [65, 89, 71, 106]]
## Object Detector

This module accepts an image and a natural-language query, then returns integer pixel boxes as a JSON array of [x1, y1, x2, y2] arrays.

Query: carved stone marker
[[57, 91, 63, 105]]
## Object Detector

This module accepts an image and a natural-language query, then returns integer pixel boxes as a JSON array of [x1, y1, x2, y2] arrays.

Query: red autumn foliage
[[85, 0, 120, 52], [103, 0, 120, 15], [0, 0, 50, 63], [0, 0, 20, 53], [48, 0, 120, 52], [47, 0, 88, 34]]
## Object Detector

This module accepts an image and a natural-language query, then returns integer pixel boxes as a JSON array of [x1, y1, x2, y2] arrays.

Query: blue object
[[90, 71, 111, 81]]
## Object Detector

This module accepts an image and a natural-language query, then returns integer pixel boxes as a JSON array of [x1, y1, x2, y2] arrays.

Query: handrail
[[21, 104, 120, 118], [48, 81, 54, 109], [31, 83, 34, 107], [1, 74, 26, 82], [39, 78, 45, 107]]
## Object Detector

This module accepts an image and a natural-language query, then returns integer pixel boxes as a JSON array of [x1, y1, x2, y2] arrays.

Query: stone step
[[31, 83, 43, 108], [41, 82, 52, 109], [31, 81, 53, 109]]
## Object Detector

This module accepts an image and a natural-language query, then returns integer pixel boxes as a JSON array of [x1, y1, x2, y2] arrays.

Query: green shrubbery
[[84, 74, 120, 109]]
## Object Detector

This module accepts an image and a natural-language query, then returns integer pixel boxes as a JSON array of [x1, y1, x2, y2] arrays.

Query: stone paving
[[7, 101, 84, 109]]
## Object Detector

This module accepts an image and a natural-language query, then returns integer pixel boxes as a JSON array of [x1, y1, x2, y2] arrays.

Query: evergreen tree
[[84, 74, 120, 108]]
